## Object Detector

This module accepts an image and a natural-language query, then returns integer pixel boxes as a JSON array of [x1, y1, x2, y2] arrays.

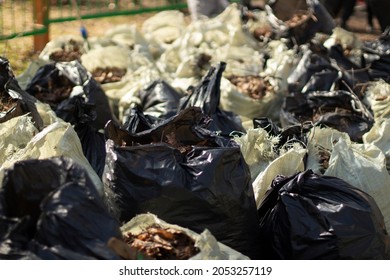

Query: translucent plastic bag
[[0, 109, 103, 195], [233, 128, 278, 183], [363, 80, 390, 120], [121, 213, 250, 260], [363, 118, 390, 173], [253, 147, 306, 208], [324, 136, 390, 232]]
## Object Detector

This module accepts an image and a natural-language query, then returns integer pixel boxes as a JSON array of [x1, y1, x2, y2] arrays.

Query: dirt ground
[[0, 2, 384, 76], [339, 4, 383, 41]]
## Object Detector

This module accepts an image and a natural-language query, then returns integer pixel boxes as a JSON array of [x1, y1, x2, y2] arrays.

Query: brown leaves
[[123, 225, 200, 260], [228, 75, 273, 100], [92, 67, 126, 84]]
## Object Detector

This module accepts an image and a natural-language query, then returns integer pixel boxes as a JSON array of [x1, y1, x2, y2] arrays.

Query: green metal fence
[[0, 0, 44, 40], [1, 1, 240, 47], [49, 1, 188, 23], [0, 1, 188, 41]]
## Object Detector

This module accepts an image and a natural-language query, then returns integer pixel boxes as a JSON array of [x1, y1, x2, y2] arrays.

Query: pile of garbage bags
[[1, 1, 390, 259]]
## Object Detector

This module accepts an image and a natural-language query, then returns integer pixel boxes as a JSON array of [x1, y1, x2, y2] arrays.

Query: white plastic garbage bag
[[363, 118, 390, 173], [363, 80, 390, 120], [0, 103, 103, 195], [324, 136, 390, 233], [252, 146, 306, 208], [233, 127, 278, 182], [142, 10, 186, 50], [104, 23, 150, 50], [121, 213, 250, 260]]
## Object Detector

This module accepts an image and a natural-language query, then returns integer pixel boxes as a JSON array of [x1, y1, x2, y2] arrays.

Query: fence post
[[33, 0, 49, 52]]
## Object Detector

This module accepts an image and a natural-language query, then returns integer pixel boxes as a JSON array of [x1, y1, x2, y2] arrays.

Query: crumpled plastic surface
[[55, 95, 106, 178], [0, 108, 103, 195], [0, 157, 121, 260], [25, 60, 115, 130], [121, 213, 250, 260], [258, 169, 390, 259], [103, 107, 261, 259], [280, 90, 374, 143], [363, 118, 390, 173], [324, 136, 390, 233], [0, 57, 43, 130], [178, 61, 245, 136], [135, 79, 184, 120]]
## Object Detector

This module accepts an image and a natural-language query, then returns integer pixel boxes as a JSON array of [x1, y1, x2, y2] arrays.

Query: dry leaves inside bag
[[123, 225, 200, 260]]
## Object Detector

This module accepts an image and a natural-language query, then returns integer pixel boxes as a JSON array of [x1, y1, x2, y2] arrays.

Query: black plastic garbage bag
[[0, 57, 43, 129], [361, 28, 390, 82], [178, 62, 245, 137], [0, 215, 41, 260], [76, 124, 106, 179], [258, 169, 389, 259], [0, 157, 121, 260], [328, 45, 371, 96], [121, 106, 161, 134], [288, 45, 372, 96], [25, 60, 115, 130], [253, 117, 282, 136], [363, 27, 390, 56], [55, 95, 106, 178], [253, 117, 313, 151], [367, 55, 390, 83], [287, 48, 340, 94], [34, 180, 121, 260], [121, 80, 183, 128], [280, 90, 374, 143], [136, 79, 183, 120], [103, 107, 261, 259]]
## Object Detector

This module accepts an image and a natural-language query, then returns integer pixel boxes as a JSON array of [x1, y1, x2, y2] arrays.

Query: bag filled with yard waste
[[38, 35, 87, 63], [0, 57, 43, 130], [306, 127, 390, 233], [265, 0, 335, 45], [178, 62, 245, 136], [24, 60, 115, 130], [0, 102, 103, 195], [103, 106, 261, 259], [220, 72, 285, 124], [121, 79, 184, 123], [361, 28, 390, 82], [280, 90, 374, 143], [121, 106, 161, 134], [327, 45, 371, 96], [363, 118, 390, 173], [257, 169, 390, 259], [366, 55, 390, 83], [287, 46, 341, 94], [363, 27, 390, 56], [362, 80, 390, 121], [287, 45, 370, 96], [253, 117, 313, 151], [0, 157, 122, 260], [234, 118, 313, 207], [304, 125, 390, 233], [120, 213, 250, 260]]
